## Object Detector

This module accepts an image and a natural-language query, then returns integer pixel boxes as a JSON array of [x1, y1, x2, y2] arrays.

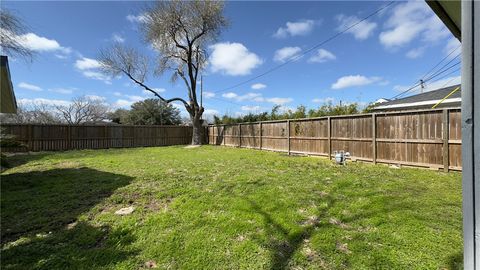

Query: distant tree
[[362, 102, 376, 113], [108, 108, 129, 124], [212, 103, 362, 124], [0, 9, 34, 60], [270, 105, 282, 120], [122, 99, 181, 125], [0, 104, 61, 124], [307, 102, 359, 117], [288, 105, 307, 119], [99, 1, 228, 144], [55, 96, 109, 124]]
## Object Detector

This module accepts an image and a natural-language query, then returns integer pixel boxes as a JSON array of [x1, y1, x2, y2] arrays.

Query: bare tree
[[0, 103, 61, 124], [55, 96, 109, 124], [0, 9, 34, 60], [99, 1, 228, 145]]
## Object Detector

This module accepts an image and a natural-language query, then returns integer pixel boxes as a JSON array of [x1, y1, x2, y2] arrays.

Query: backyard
[[1, 146, 462, 269]]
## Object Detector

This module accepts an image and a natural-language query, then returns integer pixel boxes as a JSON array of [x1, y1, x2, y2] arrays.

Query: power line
[[436, 68, 462, 89], [213, 1, 396, 94], [391, 61, 461, 100], [421, 45, 461, 81], [424, 61, 461, 82], [210, 96, 244, 107], [390, 47, 461, 100]]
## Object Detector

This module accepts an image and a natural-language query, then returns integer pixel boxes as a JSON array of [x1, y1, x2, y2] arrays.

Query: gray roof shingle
[[376, 84, 460, 107]]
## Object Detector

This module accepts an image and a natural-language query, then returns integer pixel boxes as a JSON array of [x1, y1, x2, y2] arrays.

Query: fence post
[[238, 123, 242, 147], [287, 120, 291, 155], [443, 109, 449, 172], [259, 122, 263, 150], [372, 113, 377, 164], [327, 117, 331, 160]]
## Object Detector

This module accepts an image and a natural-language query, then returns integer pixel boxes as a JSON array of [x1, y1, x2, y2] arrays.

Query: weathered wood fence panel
[[208, 108, 462, 171], [1, 124, 193, 152]]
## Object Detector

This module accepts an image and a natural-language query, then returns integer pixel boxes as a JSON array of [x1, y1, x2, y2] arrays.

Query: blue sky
[[3, 1, 460, 119]]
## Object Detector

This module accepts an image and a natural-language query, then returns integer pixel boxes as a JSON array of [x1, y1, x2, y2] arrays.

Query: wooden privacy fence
[[1, 124, 193, 152], [208, 108, 462, 171]]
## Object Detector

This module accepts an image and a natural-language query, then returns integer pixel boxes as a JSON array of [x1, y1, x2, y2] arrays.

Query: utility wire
[[391, 60, 461, 100], [391, 48, 461, 100], [421, 45, 460, 81], [423, 61, 461, 82], [213, 1, 396, 94], [210, 96, 244, 107]]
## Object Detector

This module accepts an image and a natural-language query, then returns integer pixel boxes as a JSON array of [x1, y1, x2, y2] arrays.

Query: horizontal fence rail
[[1, 124, 194, 152], [208, 108, 462, 171]]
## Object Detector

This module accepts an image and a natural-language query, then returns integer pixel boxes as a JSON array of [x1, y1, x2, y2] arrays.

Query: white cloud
[[251, 83, 266, 90], [49, 88, 74, 94], [152, 88, 166, 93], [17, 33, 71, 54], [273, 46, 302, 63], [82, 71, 112, 84], [241, 105, 262, 111], [114, 99, 133, 108], [18, 98, 71, 107], [393, 75, 460, 94], [265, 97, 293, 105], [209, 42, 263, 76], [75, 57, 111, 84], [75, 57, 102, 70], [308, 49, 336, 63], [405, 47, 425, 59], [113, 93, 146, 108], [85, 95, 107, 102], [379, 1, 449, 48], [204, 109, 219, 115], [125, 95, 144, 102], [336, 14, 377, 40], [112, 34, 125, 43], [222, 92, 237, 99], [126, 14, 147, 23], [18, 82, 42, 92], [331, 75, 382, 89], [312, 97, 335, 103], [222, 92, 263, 102], [203, 91, 215, 98], [171, 102, 184, 110], [273, 19, 315, 38], [55, 54, 69, 59], [221, 91, 293, 105]]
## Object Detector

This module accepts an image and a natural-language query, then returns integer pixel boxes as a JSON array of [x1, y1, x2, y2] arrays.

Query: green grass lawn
[[1, 145, 462, 269]]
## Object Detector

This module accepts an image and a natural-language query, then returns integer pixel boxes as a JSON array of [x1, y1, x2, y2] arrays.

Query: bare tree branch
[[0, 9, 35, 61], [55, 96, 109, 124]]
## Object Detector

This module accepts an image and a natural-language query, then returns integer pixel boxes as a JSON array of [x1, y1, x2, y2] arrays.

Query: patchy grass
[[1, 146, 462, 269]]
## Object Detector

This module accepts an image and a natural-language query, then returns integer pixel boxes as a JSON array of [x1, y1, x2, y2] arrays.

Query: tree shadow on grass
[[245, 193, 336, 270], [243, 182, 461, 269], [1, 167, 137, 269]]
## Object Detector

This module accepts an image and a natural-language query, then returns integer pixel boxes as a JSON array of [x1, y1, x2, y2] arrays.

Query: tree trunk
[[191, 116, 203, 145]]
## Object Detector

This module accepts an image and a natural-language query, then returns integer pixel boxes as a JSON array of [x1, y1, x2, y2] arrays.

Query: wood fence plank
[[207, 108, 462, 170], [443, 109, 449, 172]]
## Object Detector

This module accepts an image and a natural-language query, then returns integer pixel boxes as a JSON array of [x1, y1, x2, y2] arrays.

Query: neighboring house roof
[[1, 56, 17, 114], [374, 98, 390, 104], [373, 84, 461, 111]]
